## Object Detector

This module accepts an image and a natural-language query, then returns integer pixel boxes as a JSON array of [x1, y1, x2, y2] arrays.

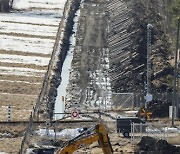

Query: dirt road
[[66, 0, 108, 111]]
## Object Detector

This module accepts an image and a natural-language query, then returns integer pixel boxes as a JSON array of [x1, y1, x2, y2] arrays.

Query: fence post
[[163, 124, 166, 140], [140, 122, 142, 139], [131, 122, 133, 143], [18, 112, 33, 154], [132, 93, 134, 110], [132, 122, 135, 146], [7, 105, 12, 122]]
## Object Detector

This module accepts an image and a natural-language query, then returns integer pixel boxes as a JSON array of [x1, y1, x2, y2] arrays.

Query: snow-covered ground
[[0, 22, 57, 37], [146, 126, 180, 133], [0, 0, 68, 122], [0, 35, 54, 54], [0, 54, 50, 66], [0, 0, 67, 79], [0, 13, 59, 26], [13, 0, 66, 11], [35, 127, 82, 140], [0, 66, 46, 77]]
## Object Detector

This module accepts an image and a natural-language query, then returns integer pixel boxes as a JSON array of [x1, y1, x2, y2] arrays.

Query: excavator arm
[[56, 124, 113, 154]]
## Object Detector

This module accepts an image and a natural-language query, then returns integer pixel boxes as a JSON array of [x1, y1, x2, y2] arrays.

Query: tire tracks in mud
[[65, 0, 109, 111]]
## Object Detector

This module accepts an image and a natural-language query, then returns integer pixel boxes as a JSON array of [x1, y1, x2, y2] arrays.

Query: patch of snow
[[13, 0, 67, 10], [25, 149, 35, 154], [0, 22, 58, 37], [0, 92, 37, 96], [0, 35, 54, 54], [0, 132, 12, 137], [163, 127, 180, 133], [146, 127, 180, 133], [35, 128, 81, 140], [125, 111, 138, 114], [0, 66, 46, 77], [0, 14, 59, 26], [0, 54, 50, 66], [0, 79, 41, 84]]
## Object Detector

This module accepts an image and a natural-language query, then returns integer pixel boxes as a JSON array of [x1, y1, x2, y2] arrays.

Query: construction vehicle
[[55, 123, 113, 154]]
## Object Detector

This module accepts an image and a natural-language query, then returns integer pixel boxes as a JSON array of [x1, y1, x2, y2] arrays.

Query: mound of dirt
[[135, 136, 180, 154], [108, 0, 173, 93], [147, 99, 172, 118]]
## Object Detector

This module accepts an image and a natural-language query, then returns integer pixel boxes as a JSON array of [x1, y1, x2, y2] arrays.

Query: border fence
[[112, 92, 174, 110], [18, 0, 79, 153], [32, 0, 73, 121], [130, 123, 180, 146]]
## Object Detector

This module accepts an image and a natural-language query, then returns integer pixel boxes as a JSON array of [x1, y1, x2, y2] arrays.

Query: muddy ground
[[135, 136, 180, 154], [0, 0, 178, 153], [65, 0, 108, 110]]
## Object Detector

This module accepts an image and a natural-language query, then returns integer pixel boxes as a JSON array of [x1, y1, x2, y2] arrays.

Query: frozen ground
[[0, 0, 68, 152], [0, 21, 57, 37], [0, 35, 54, 54], [0, 66, 46, 77], [0, 0, 68, 78], [0, 0, 68, 121]]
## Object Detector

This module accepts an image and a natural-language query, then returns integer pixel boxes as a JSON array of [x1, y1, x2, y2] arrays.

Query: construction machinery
[[56, 123, 113, 154]]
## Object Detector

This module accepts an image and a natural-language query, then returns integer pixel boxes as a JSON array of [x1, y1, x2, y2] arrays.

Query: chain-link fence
[[112, 93, 134, 110], [130, 123, 180, 146], [112, 92, 174, 110]]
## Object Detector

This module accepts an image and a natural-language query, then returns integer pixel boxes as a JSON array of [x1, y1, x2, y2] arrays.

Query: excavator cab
[[55, 123, 113, 154]]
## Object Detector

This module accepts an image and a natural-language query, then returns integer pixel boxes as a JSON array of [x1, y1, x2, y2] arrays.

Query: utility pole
[[172, 17, 180, 126], [145, 23, 153, 108]]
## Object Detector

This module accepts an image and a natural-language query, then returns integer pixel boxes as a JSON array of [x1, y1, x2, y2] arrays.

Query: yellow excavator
[[56, 123, 113, 154]]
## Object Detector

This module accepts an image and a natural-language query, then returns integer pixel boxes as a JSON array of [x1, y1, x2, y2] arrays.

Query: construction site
[[0, 0, 180, 153]]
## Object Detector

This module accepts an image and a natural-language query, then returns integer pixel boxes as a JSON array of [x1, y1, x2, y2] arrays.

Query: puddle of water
[[54, 9, 80, 120]]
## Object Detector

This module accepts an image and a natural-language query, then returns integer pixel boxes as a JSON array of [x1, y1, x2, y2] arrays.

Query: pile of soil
[[135, 136, 180, 154], [108, 0, 173, 93], [147, 99, 172, 117], [107, 0, 174, 118]]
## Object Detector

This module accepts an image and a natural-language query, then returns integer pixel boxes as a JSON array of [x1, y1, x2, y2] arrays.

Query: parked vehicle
[[116, 117, 146, 137]]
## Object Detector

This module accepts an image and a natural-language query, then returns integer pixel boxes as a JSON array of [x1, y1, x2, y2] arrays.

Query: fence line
[[33, 0, 72, 121], [130, 123, 180, 146], [18, 0, 78, 153], [18, 112, 33, 154], [112, 92, 174, 109]]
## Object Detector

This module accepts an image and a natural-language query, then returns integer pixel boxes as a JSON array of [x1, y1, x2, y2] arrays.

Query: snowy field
[[0, 54, 50, 66], [0, 22, 57, 37], [0, 0, 68, 121], [0, 66, 46, 77], [0, 0, 67, 78]]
